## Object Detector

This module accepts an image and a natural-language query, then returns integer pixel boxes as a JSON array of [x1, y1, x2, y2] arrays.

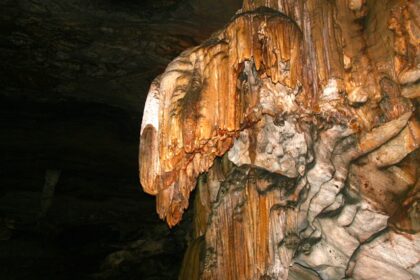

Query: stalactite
[[139, 0, 419, 279]]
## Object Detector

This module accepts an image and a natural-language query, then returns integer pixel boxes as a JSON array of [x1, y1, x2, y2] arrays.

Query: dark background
[[0, 1, 241, 279]]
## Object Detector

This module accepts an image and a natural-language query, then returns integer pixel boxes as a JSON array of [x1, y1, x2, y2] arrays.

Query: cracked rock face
[[139, 0, 420, 279]]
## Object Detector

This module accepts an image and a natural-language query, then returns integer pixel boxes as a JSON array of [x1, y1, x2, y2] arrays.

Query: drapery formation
[[140, 0, 419, 279]]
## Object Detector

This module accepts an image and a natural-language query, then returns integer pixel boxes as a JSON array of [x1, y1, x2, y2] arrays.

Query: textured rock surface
[[139, 0, 420, 279]]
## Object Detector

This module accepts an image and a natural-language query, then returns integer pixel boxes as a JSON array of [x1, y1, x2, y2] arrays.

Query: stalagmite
[[139, 0, 420, 279]]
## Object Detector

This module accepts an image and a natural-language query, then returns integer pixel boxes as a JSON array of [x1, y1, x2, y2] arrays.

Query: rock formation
[[139, 0, 420, 279]]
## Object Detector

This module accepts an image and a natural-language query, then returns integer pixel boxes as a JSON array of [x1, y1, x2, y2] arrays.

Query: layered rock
[[139, 0, 420, 279]]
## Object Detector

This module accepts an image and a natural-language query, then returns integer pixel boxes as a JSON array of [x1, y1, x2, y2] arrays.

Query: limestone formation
[[139, 0, 420, 279]]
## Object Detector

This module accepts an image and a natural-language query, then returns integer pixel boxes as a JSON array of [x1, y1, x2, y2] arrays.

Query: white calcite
[[348, 231, 420, 280], [349, 0, 364, 11], [140, 78, 161, 134], [228, 115, 310, 178]]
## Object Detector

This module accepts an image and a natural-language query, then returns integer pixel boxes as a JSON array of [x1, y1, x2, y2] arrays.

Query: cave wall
[[139, 0, 420, 279]]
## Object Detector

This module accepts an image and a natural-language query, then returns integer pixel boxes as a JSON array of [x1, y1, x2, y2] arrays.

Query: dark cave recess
[[0, 0, 242, 279]]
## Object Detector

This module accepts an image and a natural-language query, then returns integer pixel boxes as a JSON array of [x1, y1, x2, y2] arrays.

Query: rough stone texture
[[139, 0, 420, 279]]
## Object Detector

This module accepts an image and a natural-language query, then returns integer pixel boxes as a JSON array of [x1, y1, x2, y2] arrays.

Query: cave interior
[[1, 0, 420, 280], [0, 0, 242, 279]]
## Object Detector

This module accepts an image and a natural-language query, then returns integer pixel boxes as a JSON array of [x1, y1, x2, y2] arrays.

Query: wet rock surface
[[139, 0, 420, 279]]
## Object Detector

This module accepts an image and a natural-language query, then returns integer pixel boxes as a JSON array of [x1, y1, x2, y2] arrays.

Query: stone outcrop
[[140, 0, 420, 279]]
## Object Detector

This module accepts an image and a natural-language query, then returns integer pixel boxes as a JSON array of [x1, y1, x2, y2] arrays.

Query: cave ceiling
[[0, 0, 242, 177]]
